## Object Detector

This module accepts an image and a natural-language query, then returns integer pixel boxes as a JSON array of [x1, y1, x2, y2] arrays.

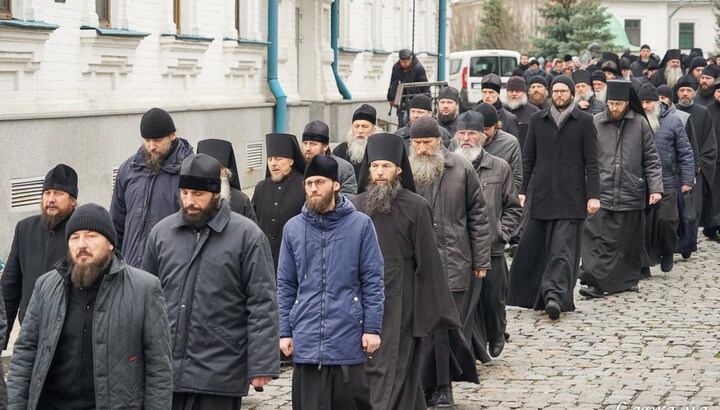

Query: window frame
[[624, 19, 640, 47], [679, 22, 694, 50], [174, 0, 181, 34], [235, 0, 240, 38], [96, 0, 110, 28], [0, 0, 11, 20]]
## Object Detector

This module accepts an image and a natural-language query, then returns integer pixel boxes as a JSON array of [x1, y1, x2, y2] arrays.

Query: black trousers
[[292, 363, 371, 410], [172, 392, 241, 410]]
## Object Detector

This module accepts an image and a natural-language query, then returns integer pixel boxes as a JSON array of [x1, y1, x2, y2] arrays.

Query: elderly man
[[301, 120, 357, 198], [437, 86, 461, 135], [278, 155, 384, 410], [508, 76, 600, 320], [650, 49, 684, 88], [473, 103, 523, 191], [593, 70, 608, 102], [695, 65, 720, 107], [409, 116, 486, 407], [353, 134, 460, 410], [387, 49, 429, 127], [503, 76, 540, 149], [528, 76, 550, 109], [2, 164, 78, 346], [110, 107, 194, 268], [579, 80, 663, 298], [476, 73, 520, 138], [252, 133, 307, 270], [454, 111, 522, 362], [143, 154, 279, 409], [8, 204, 172, 409], [573, 70, 606, 115], [334, 104, 380, 179], [631, 44, 659, 78], [395, 94, 453, 150]]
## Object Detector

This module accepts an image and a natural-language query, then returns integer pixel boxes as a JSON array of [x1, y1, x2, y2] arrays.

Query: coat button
[[180, 304, 186, 309], [274, 202, 278, 206], [46, 345, 51, 352], [354, 297, 358, 301]]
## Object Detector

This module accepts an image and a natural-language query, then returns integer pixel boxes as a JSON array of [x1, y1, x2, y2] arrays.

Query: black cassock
[[229, 187, 257, 223], [251, 169, 306, 270], [352, 189, 462, 410], [703, 102, 720, 231]]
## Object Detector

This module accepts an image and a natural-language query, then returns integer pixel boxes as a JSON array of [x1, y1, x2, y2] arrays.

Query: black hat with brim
[[661, 49, 682, 68], [179, 154, 222, 194], [357, 133, 416, 194], [197, 139, 241, 190], [265, 133, 306, 177]]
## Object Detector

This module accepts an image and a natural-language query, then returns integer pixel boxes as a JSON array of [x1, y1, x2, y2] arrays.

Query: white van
[[447, 49, 521, 110]]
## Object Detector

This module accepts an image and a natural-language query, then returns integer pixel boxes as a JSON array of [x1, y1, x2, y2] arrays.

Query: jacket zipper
[[318, 215, 326, 370]]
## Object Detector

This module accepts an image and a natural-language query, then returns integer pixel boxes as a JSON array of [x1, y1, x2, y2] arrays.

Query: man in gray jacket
[[8, 203, 173, 410], [142, 154, 279, 410], [301, 120, 357, 197]]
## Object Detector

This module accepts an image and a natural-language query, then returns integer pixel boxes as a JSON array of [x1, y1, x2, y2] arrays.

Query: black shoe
[[640, 266, 651, 279], [424, 386, 438, 407], [579, 285, 604, 298], [681, 252, 692, 259], [545, 300, 561, 320], [627, 285, 639, 292], [508, 243, 518, 257], [489, 335, 506, 358], [435, 384, 454, 408], [703, 228, 717, 239], [504, 332, 511, 341], [661, 254, 674, 272]]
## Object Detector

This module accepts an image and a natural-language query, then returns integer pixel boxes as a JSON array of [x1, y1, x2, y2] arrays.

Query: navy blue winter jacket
[[655, 103, 695, 189], [277, 194, 384, 366]]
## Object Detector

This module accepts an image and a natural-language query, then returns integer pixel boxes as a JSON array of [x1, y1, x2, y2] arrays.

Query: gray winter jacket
[[142, 201, 280, 397], [654, 104, 695, 189], [7, 252, 172, 410], [328, 152, 358, 198], [484, 129, 523, 191], [415, 147, 492, 291], [594, 109, 664, 211]]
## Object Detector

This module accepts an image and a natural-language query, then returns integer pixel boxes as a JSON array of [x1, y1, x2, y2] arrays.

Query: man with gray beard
[[593, 70, 608, 102], [409, 116, 487, 407], [333, 104, 380, 179], [573, 70, 606, 115], [197, 139, 257, 222], [651, 49, 684, 88], [353, 134, 461, 410], [473, 103, 523, 191], [453, 111, 521, 363], [503, 76, 539, 149]]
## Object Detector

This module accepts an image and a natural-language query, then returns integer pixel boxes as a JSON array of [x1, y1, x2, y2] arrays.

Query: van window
[[500, 57, 518, 77], [469, 57, 496, 77], [449, 59, 462, 75]]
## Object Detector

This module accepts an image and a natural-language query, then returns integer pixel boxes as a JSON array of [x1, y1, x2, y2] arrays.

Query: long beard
[[365, 179, 402, 216], [144, 146, 171, 176], [346, 129, 368, 165], [529, 92, 547, 106], [438, 111, 457, 124], [664, 67, 683, 88], [409, 145, 445, 185], [455, 143, 483, 164], [677, 95, 694, 108], [699, 84, 714, 98], [220, 175, 232, 206], [307, 190, 335, 214], [645, 103, 661, 133], [69, 250, 112, 289], [40, 202, 72, 230], [575, 90, 594, 103], [181, 197, 220, 231], [503, 93, 528, 111], [595, 87, 607, 102]]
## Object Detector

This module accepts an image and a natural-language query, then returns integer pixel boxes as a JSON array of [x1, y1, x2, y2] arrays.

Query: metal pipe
[[331, 0, 351, 99], [267, 0, 287, 133], [437, 0, 447, 81], [667, 0, 684, 50]]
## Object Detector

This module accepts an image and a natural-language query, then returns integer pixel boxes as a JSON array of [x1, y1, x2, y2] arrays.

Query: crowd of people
[[0, 44, 718, 410]]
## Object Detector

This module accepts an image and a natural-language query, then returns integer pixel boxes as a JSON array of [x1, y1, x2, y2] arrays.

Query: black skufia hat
[[304, 154, 338, 182], [302, 120, 330, 145], [140, 107, 176, 140], [197, 139, 241, 190], [353, 104, 377, 125], [572, 69, 592, 86], [357, 133, 416, 194], [265, 133, 306, 177], [179, 154, 221, 194], [637, 83, 659, 102], [676, 73, 698, 91], [660, 49, 682, 68], [473, 103, 499, 127], [456, 110, 485, 133], [438, 86, 460, 104], [43, 164, 79, 198]]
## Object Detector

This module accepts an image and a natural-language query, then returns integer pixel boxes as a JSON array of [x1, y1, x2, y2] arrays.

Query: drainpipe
[[331, 0, 351, 99], [268, 0, 287, 132], [437, 0, 447, 81], [667, 0, 684, 50]]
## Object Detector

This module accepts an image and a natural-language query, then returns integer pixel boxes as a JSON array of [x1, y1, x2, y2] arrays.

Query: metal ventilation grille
[[112, 166, 119, 190], [246, 142, 264, 170], [11, 176, 44, 208]]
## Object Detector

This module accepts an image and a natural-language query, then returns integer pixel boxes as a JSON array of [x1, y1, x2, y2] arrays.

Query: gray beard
[[346, 132, 367, 165], [595, 87, 607, 102], [143, 148, 170, 177], [455, 144, 483, 164], [677, 97, 694, 108], [364, 179, 402, 215], [409, 145, 445, 185], [220, 175, 232, 206], [575, 90, 594, 103], [69, 251, 112, 289], [502, 94, 528, 111], [646, 104, 661, 133], [665, 67, 683, 88]]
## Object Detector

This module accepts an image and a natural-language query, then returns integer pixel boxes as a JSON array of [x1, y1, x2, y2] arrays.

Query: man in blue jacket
[[278, 155, 384, 410]]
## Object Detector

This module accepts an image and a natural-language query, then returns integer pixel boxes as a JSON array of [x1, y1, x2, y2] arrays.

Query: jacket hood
[[302, 193, 355, 229], [131, 137, 194, 174], [54, 250, 128, 280]]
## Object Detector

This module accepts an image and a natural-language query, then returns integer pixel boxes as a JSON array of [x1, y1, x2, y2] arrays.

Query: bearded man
[[197, 139, 257, 222], [475, 73, 520, 138], [573, 70, 606, 115], [694, 65, 720, 107], [528, 76, 550, 109], [631, 45, 659, 78], [395, 94, 454, 150], [473, 103, 523, 191], [143, 154, 279, 409], [409, 116, 486, 408], [437, 86, 460, 135], [578, 80, 663, 299], [301, 120, 357, 198], [333, 104, 380, 179], [252, 133, 306, 270], [453, 111, 522, 363], [110, 107, 194, 268], [8, 204, 173, 409], [353, 133, 461, 410], [503, 76, 539, 149], [2, 164, 78, 346], [650, 49, 684, 88], [593, 70, 608, 102]]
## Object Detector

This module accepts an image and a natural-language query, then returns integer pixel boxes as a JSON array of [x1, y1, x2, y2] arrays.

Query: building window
[[96, 0, 110, 28], [679, 23, 694, 50], [174, 0, 181, 34], [624, 19, 640, 47], [0, 0, 11, 20], [235, 0, 240, 37]]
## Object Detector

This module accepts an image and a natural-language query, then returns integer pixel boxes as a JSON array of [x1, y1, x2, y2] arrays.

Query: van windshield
[[469, 56, 518, 77]]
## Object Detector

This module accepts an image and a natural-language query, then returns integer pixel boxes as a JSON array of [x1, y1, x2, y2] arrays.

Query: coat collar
[[170, 199, 231, 233], [475, 149, 495, 170], [538, 104, 581, 120], [441, 146, 455, 167]]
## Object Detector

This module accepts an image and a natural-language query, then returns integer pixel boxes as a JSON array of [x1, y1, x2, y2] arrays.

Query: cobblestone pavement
[[243, 237, 720, 409]]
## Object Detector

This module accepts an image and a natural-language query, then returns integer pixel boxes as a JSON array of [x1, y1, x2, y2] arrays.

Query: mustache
[[76, 249, 93, 257]]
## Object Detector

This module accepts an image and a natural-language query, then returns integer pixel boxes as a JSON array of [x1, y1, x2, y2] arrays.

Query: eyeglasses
[[305, 179, 329, 189], [552, 89, 571, 95]]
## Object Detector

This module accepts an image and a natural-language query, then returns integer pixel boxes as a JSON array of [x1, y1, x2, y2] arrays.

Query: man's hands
[[519, 194, 526, 207], [279, 337, 293, 356], [681, 185, 693, 193], [251, 377, 272, 389], [388, 100, 394, 107], [587, 198, 600, 214], [577, 100, 590, 110], [362, 333, 381, 353], [474, 270, 487, 278], [649, 193, 662, 205]]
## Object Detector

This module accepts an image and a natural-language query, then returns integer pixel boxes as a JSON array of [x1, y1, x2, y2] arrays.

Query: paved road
[[242, 237, 720, 409]]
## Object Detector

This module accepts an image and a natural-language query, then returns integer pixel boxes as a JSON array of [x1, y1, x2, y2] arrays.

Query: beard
[[307, 189, 336, 214], [220, 172, 232, 206], [609, 106, 629, 121], [645, 103, 661, 133], [438, 111, 457, 124], [455, 142, 483, 163], [69, 248, 112, 289], [365, 178, 402, 216], [40, 202, 73, 230], [503, 93, 528, 111], [552, 97, 572, 110], [699, 84, 714, 98], [664, 67, 683, 88], [575, 89, 594, 103], [595, 87, 607, 102], [346, 128, 369, 165], [409, 145, 445, 185], [529, 91, 547, 106], [677, 95, 694, 108], [144, 145, 172, 176], [181, 196, 220, 231]]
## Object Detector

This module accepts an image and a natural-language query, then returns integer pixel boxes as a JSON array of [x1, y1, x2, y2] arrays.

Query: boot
[[424, 386, 438, 407], [435, 384, 454, 408]]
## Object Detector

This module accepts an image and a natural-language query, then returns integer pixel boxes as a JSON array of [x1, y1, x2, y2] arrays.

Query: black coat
[[332, 142, 363, 180], [386, 57, 429, 102], [505, 102, 539, 150], [521, 105, 600, 220], [2, 211, 74, 346], [230, 187, 257, 223]]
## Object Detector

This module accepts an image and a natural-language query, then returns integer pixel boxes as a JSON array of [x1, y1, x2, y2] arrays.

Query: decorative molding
[[0, 21, 56, 91], [159, 35, 211, 82], [222, 40, 264, 82], [79, 28, 146, 89]]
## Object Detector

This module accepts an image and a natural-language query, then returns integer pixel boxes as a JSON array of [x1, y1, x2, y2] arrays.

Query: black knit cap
[[179, 154, 221, 193], [197, 139, 241, 190], [551, 75, 575, 96], [638, 83, 659, 101], [591, 70, 607, 84], [606, 79, 631, 101], [409, 116, 440, 139], [641, 44, 650, 51], [357, 133, 416, 194], [676, 74, 697, 90], [265, 133, 306, 177], [691, 56, 707, 71], [702, 64, 720, 79], [140, 107, 176, 140], [43, 164, 78, 198], [302, 120, 330, 145], [457, 110, 485, 132], [657, 85, 674, 100], [473, 103, 499, 127], [438, 86, 460, 104], [410, 94, 432, 111], [572, 70, 592, 86], [304, 154, 338, 182], [481, 73, 502, 93], [66, 203, 117, 247], [506, 76, 526, 91], [714, 77, 720, 91], [353, 104, 377, 125], [528, 75, 548, 88]]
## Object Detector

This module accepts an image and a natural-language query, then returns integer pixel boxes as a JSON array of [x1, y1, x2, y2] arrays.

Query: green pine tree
[[531, 0, 616, 58], [475, 0, 521, 50]]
